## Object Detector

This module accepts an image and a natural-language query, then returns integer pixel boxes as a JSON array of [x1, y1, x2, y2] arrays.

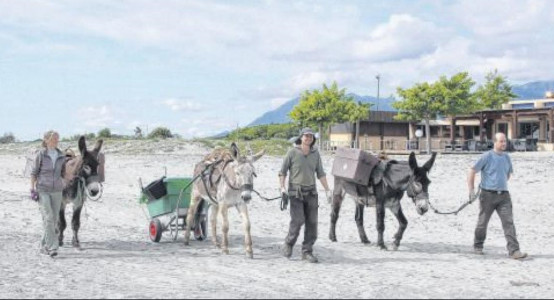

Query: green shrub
[[98, 128, 112, 138], [0, 132, 16, 144], [148, 127, 173, 139]]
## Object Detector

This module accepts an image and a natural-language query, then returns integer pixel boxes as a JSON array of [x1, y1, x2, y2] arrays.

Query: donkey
[[184, 143, 264, 258], [59, 136, 104, 248], [330, 152, 436, 250]]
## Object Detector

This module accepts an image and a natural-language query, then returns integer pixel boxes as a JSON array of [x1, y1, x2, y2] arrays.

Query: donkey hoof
[[223, 249, 230, 255], [361, 238, 371, 244], [246, 251, 254, 259], [59, 241, 64, 247], [184, 241, 190, 246], [391, 244, 399, 251], [329, 234, 337, 242], [378, 244, 388, 251]]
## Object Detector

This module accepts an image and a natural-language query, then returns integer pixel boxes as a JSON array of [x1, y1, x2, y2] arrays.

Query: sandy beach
[[1, 140, 553, 298]]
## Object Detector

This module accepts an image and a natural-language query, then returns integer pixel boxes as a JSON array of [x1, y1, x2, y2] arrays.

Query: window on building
[[497, 123, 508, 135], [519, 122, 539, 139]]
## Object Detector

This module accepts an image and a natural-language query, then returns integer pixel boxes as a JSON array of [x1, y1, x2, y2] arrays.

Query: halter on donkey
[[59, 136, 104, 248]]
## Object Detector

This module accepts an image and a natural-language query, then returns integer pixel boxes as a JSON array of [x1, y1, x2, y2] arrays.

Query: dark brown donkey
[[330, 152, 436, 250], [59, 136, 104, 248]]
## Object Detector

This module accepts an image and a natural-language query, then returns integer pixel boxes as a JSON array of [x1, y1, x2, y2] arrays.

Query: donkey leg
[[184, 196, 200, 246], [238, 204, 253, 258], [329, 189, 343, 242], [210, 204, 220, 248], [389, 202, 408, 251], [355, 204, 370, 244], [71, 206, 83, 248], [220, 204, 230, 255], [375, 200, 387, 250], [58, 206, 67, 247]]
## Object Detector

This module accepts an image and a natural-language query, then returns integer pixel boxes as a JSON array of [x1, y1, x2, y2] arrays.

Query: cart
[[139, 176, 208, 243]]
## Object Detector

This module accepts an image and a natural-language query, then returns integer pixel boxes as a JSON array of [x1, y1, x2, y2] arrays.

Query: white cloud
[[162, 98, 202, 112], [78, 105, 116, 128], [352, 14, 450, 62]]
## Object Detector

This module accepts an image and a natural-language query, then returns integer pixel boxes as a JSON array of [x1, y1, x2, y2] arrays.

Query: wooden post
[[479, 112, 485, 143], [450, 117, 456, 144], [512, 110, 518, 139], [539, 117, 546, 142], [548, 109, 554, 143]]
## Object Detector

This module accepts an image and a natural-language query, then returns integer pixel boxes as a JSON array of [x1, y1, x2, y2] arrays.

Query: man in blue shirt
[[467, 132, 527, 259]]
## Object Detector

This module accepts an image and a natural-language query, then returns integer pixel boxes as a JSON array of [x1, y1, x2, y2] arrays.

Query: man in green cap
[[279, 127, 332, 263]]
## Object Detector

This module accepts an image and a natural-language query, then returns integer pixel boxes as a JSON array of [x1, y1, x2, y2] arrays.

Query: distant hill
[[512, 80, 554, 99], [248, 93, 396, 126]]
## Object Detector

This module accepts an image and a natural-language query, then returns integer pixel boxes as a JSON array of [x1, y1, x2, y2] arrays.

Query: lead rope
[[429, 187, 481, 215], [252, 189, 282, 201]]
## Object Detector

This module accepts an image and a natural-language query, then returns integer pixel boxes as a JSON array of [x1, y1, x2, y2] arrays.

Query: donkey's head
[[78, 136, 104, 197], [407, 152, 436, 215], [229, 143, 265, 202]]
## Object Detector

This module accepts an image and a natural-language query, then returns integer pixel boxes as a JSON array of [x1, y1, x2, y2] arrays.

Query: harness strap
[[220, 160, 242, 191], [199, 160, 223, 205]]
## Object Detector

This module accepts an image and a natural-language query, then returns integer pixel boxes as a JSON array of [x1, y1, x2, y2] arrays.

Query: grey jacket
[[31, 148, 66, 193]]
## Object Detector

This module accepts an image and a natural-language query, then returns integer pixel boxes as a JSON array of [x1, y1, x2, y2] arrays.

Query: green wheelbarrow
[[139, 176, 208, 243]]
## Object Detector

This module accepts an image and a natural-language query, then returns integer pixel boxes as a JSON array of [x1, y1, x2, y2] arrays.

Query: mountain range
[[247, 80, 554, 127]]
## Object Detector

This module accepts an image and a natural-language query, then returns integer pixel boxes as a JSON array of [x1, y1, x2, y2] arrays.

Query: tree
[[98, 128, 112, 139], [0, 132, 16, 144], [473, 69, 516, 110], [394, 82, 442, 154], [134, 127, 143, 139], [347, 101, 371, 148], [147, 127, 173, 139], [290, 82, 368, 148], [434, 72, 476, 143]]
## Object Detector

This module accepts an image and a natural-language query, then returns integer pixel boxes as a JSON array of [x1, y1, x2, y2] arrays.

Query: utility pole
[[376, 74, 381, 111]]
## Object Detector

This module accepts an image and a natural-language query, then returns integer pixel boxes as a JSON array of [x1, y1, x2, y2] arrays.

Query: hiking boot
[[302, 252, 319, 263], [282, 243, 293, 258], [510, 250, 528, 260], [474, 248, 484, 255], [49, 250, 58, 258]]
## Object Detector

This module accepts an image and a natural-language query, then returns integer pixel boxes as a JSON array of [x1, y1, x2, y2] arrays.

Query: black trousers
[[285, 193, 319, 254], [474, 190, 520, 255]]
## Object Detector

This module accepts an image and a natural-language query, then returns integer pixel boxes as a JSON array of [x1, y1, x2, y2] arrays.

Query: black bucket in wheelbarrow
[[143, 176, 167, 201]]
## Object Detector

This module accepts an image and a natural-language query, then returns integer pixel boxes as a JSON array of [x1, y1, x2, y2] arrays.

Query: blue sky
[[1, 0, 554, 141]]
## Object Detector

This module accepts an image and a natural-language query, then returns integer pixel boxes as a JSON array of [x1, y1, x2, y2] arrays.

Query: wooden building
[[329, 94, 554, 152]]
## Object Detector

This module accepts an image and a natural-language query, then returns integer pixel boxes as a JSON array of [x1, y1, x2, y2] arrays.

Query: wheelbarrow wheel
[[194, 215, 207, 241], [149, 218, 163, 243]]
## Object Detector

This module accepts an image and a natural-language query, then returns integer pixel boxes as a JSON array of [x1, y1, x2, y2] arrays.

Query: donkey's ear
[[423, 152, 437, 172], [251, 149, 265, 163], [78, 136, 87, 156], [230, 143, 240, 159], [93, 139, 104, 153], [409, 152, 417, 170]]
